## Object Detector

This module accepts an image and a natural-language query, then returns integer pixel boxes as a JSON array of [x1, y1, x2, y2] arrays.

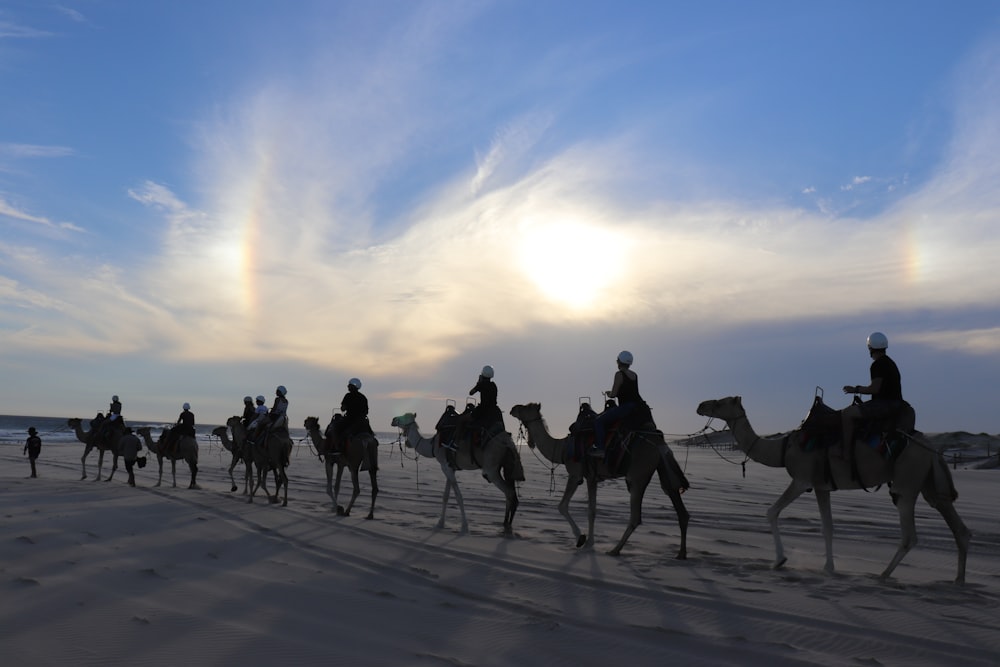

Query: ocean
[[0, 414, 399, 449]]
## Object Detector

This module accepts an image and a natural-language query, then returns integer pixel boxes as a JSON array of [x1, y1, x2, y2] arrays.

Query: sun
[[518, 220, 626, 310]]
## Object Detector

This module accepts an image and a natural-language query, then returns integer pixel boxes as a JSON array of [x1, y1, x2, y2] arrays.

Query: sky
[[2, 1, 1000, 435]]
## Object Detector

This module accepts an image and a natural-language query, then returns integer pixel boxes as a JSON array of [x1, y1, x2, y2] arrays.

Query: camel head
[[67, 417, 82, 428], [303, 416, 321, 431], [390, 413, 416, 429], [696, 396, 745, 422], [509, 403, 541, 423], [226, 416, 241, 429], [211, 425, 228, 439]]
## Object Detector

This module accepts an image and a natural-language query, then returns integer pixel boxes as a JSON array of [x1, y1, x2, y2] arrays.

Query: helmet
[[243, 396, 252, 403], [255, 395, 266, 403], [867, 332, 889, 350], [112, 395, 119, 402], [348, 378, 362, 390], [276, 385, 287, 396], [617, 350, 633, 366], [182, 402, 191, 410], [481, 365, 494, 379]]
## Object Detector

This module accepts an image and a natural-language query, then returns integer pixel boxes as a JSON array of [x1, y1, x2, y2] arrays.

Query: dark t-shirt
[[615, 371, 643, 405], [870, 354, 902, 401]]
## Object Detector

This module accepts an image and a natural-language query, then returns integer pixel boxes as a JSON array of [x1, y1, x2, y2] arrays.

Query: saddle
[[799, 391, 915, 461]]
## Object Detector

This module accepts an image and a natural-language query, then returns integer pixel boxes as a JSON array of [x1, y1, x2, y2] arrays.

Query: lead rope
[[516, 423, 558, 495]]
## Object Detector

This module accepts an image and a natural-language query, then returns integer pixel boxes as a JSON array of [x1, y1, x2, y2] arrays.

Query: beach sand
[[1, 430, 998, 666]]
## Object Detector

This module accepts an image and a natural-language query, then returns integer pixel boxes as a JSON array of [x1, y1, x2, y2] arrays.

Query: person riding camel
[[240, 395, 256, 429], [248, 395, 269, 439], [839, 331, 904, 474], [451, 365, 503, 449], [95, 394, 124, 445], [331, 378, 373, 456], [591, 350, 648, 454], [167, 402, 195, 456]]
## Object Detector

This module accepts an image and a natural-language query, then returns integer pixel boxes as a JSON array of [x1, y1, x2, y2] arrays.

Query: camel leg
[[189, 461, 200, 490], [95, 450, 105, 482], [557, 476, 586, 548], [156, 457, 164, 487], [609, 475, 653, 556], [343, 467, 361, 517], [366, 467, 378, 520], [880, 491, 918, 581], [171, 460, 178, 488], [766, 479, 811, 570], [658, 476, 690, 560], [334, 466, 347, 515], [439, 465, 468, 533], [815, 489, 835, 574], [107, 454, 118, 482], [324, 460, 336, 511], [584, 476, 599, 550], [228, 457, 238, 492], [81, 445, 92, 480], [281, 468, 288, 507], [483, 467, 517, 534], [926, 498, 971, 585]]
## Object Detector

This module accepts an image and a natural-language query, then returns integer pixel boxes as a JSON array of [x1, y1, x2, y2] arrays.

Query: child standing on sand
[[24, 427, 41, 478]]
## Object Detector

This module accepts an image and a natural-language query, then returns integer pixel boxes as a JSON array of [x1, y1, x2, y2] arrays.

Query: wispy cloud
[[0, 21, 52, 39], [0, 196, 83, 232], [0, 143, 75, 158]]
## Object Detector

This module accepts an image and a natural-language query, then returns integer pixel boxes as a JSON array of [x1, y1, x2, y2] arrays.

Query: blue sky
[[2, 1, 1000, 435]]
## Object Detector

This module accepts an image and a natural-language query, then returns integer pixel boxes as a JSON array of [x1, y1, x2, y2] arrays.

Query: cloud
[[0, 21, 52, 39], [0, 196, 84, 233], [0, 143, 75, 158], [900, 328, 1000, 355]]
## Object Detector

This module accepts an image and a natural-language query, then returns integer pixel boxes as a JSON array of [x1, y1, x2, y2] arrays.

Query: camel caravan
[[61, 337, 972, 583]]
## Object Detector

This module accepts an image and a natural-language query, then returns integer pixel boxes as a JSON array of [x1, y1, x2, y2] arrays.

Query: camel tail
[[502, 444, 526, 482], [928, 451, 958, 506], [657, 444, 690, 494]]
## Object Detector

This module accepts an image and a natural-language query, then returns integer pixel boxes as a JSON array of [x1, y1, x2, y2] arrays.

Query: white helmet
[[617, 350, 633, 366], [243, 396, 252, 403], [867, 332, 889, 350], [481, 365, 494, 379], [276, 385, 287, 396], [182, 402, 191, 411], [255, 395, 266, 403], [348, 377, 362, 390]]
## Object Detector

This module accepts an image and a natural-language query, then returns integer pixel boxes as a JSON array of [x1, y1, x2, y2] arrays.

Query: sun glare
[[518, 220, 625, 310]]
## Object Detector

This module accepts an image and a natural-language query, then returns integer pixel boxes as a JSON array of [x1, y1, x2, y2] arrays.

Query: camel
[[135, 426, 200, 489], [696, 396, 970, 583], [303, 416, 379, 519], [510, 403, 690, 558], [390, 413, 523, 535], [211, 417, 253, 494], [244, 424, 291, 506], [68, 416, 122, 481]]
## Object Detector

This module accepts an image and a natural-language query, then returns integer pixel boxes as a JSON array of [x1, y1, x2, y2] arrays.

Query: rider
[[168, 402, 196, 455], [451, 365, 502, 448], [333, 378, 372, 450], [248, 395, 269, 436], [240, 395, 256, 429], [591, 351, 646, 454], [96, 394, 124, 445], [840, 332, 903, 468]]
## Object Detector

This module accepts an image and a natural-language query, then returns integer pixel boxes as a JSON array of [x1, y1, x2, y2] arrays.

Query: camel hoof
[[608, 548, 622, 557], [80, 475, 87, 481], [576, 535, 588, 548], [189, 484, 200, 490], [675, 550, 688, 560], [268, 496, 278, 505], [282, 501, 288, 507], [336, 506, 347, 516], [230, 485, 238, 493], [365, 513, 374, 520], [773, 557, 788, 570]]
